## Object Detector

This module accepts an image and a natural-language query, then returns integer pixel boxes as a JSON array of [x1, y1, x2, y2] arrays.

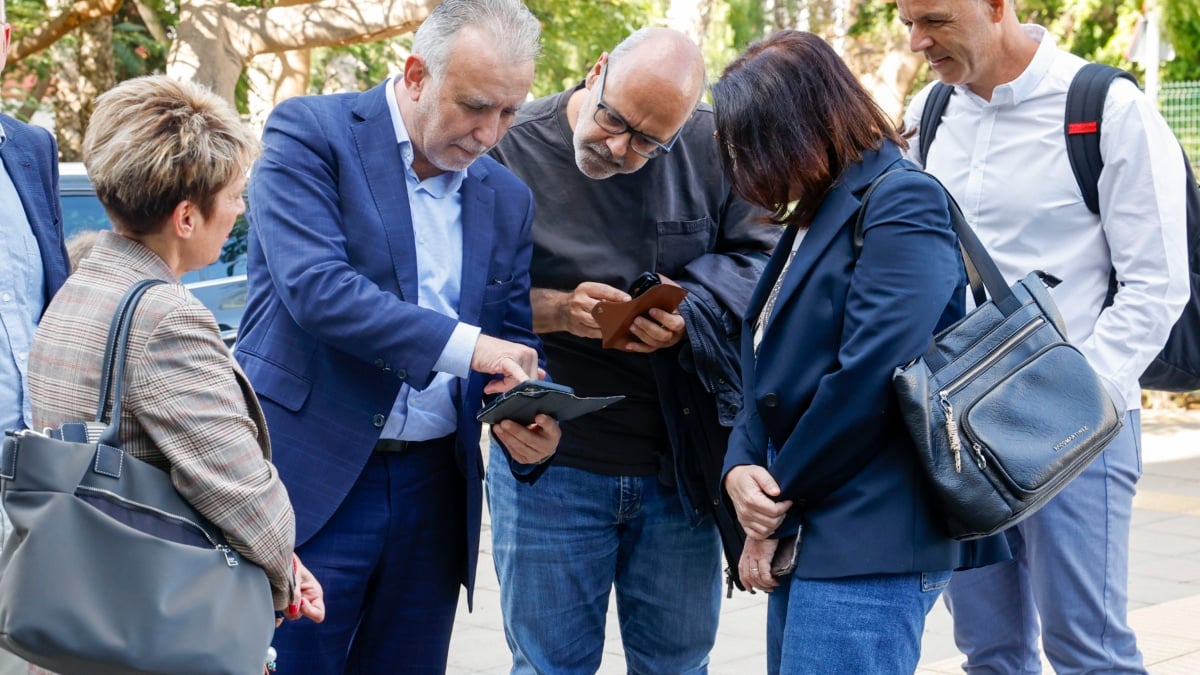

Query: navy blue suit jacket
[[235, 82, 542, 596], [724, 142, 1009, 577], [1, 115, 69, 305]]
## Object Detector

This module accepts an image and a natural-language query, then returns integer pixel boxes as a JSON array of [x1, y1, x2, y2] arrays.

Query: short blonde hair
[[82, 75, 258, 235]]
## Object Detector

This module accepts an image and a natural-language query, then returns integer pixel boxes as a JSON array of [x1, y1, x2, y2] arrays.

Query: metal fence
[[1161, 80, 1200, 173]]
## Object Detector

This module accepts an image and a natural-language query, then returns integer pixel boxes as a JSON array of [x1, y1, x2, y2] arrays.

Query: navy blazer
[[0, 114, 69, 304], [723, 142, 1009, 577], [235, 82, 543, 597]]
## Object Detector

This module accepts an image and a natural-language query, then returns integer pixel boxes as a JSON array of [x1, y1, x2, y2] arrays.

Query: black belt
[[374, 436, 453, 454]]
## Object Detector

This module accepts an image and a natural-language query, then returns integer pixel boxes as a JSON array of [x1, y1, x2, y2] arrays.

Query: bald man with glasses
[[487, 27, 778, 674]]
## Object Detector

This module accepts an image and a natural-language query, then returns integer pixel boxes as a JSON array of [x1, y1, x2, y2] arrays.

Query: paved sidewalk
[[449, 410, 1200, 674]]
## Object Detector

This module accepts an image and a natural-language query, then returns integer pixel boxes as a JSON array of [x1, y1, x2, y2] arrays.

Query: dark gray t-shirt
[[490, 85, 772, 475]]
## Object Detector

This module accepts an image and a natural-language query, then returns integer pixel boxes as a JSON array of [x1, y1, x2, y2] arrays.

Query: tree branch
[[9, 0, 124, 63], [133, 0, 169, 44], [245, 0, 441, 56]]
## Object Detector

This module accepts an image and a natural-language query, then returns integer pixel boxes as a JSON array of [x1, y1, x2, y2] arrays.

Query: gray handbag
[[857, 169, 1123, 541], [0, 279, 275, 674]]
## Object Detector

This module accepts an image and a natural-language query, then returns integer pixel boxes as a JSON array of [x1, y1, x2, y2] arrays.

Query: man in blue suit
[[0, 3, 71, 672], [234, 1, 559, 672]]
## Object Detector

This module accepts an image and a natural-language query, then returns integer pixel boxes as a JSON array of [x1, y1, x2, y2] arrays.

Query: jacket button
[[372, 414, 386, 428], [396, 369, 407, 381], [374, 358, 385, 369], [763, 393, 779, 408]]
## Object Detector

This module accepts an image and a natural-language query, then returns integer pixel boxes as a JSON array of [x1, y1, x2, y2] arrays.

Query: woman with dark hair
[[712, 31, 1008, 673]]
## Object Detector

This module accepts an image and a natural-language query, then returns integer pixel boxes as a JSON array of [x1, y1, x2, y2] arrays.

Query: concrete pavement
[[448, 410, 1200, 674]]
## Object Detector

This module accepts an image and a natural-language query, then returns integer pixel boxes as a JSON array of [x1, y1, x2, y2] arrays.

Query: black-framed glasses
[[593, 62, 681, 159]]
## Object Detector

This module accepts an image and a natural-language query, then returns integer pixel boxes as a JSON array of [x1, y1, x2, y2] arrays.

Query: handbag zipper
[[936, 315, 1046, 473], [76, 485, 238, 566]]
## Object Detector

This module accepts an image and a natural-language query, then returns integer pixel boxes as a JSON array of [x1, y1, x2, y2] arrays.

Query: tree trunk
[[9, 0, 123, 63], [667, 0, 715, 48], [860, 48, 926, 124], [246, 49, 311, 134], [53, 12, 115, 161], [167, 0, 440, 104]]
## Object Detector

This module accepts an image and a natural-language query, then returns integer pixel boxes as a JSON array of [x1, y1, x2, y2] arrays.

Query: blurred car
[[59, 162, 248, 346]]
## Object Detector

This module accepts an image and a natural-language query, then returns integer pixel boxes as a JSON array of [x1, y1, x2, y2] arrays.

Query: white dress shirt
[[904, 25, 1188, 412], [380, 77, 483, 441]]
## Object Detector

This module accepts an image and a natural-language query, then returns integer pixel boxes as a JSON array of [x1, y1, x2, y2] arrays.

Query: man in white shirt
[[897, 0, 1188, 672]]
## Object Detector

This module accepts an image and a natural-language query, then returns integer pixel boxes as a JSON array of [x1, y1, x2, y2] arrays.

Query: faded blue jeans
[[767, 569, 952, 674], [486, 442, 722, 675]]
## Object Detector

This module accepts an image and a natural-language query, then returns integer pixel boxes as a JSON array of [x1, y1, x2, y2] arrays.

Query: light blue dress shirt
[[380, 77, 483, 441], [0, 127, 47, 433]]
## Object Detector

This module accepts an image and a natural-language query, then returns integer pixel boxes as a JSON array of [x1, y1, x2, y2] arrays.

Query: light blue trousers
[[945, 410, 1145, 673]]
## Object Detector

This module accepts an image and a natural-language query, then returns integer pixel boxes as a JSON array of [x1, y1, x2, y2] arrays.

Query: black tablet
[[476, 380, 624, 426]]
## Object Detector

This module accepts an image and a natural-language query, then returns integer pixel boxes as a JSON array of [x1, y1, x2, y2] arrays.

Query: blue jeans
[[945, 410, 1145, 673], [486, 442, 722, 675], [767, 569, 951, 674]]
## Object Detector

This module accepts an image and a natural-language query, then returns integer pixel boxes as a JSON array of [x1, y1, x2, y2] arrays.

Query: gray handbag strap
[[95, 279, 167, 448]]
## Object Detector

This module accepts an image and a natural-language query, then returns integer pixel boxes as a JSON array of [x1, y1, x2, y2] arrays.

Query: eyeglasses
[[592, 62, 682, 159]]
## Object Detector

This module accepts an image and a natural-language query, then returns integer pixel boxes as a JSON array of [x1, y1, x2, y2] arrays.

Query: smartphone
[[627, 271, 661, 298]]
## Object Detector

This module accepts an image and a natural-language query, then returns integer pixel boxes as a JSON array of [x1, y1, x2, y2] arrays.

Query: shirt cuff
[[434, 322, 481, 379]]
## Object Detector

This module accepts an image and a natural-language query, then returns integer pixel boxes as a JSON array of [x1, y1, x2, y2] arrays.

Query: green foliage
[[724, 0, 765, 48], [308, 41, 397, 94], [112, 22, 165, 81], [526, 0, 662, 97], [2, 0, 56, 117], [848, 0, 895, 38], [1162, 0, 1200, 81]]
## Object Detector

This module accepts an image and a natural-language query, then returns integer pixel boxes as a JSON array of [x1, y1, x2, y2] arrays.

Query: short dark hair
[[711, 30, 905, 228]]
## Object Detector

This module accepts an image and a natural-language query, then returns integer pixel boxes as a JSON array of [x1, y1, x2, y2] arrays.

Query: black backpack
[[918, 64, 1200, 392]]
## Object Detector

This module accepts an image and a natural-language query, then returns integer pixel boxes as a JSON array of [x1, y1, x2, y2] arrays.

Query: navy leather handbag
[[859, 169, 1124, 541], [0, 279, 274, 674]]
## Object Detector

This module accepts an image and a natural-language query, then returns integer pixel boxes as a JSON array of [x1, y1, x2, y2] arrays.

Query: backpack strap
[[1065, 63, 1139, 215], [917, 82, 954, 167]]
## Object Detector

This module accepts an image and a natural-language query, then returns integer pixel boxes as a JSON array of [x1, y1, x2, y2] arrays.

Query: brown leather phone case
[[591, 284, 689, 349]]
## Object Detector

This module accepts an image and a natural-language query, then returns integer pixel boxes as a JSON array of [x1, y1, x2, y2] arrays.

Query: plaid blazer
[[28, 232, 295, 607]]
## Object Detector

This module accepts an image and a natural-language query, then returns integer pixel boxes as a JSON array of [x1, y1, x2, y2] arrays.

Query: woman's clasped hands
[[725, 465, 792, 593]]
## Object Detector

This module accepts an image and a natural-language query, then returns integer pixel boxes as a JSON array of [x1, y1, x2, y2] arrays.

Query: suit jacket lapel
[[1, 116, 67, 305], [351, 83, 420, 302], [756, 146, 903, 345], [0, 119, 49, 232], [457, 165, 494, 326]]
